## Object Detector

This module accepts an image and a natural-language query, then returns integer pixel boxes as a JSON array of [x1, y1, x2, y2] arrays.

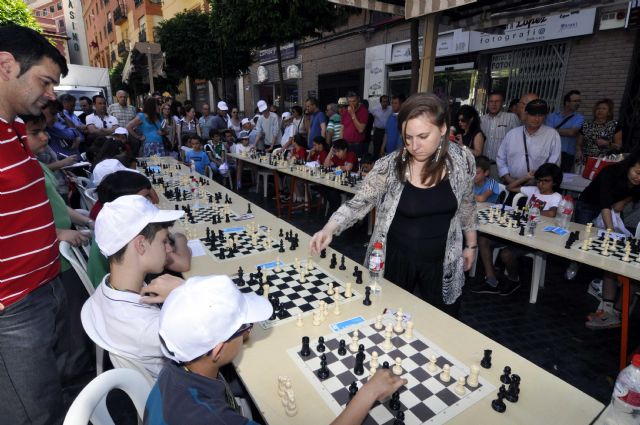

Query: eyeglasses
[[225, 323, 253, 342]]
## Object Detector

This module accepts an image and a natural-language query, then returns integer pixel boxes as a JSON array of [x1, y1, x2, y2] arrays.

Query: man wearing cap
[[241, 117, 257, 146], [340, 91, 368, 156], [497, 99, 561, 184], [279, 111, 296, 148], [198, 103, 216, 142], [304, 97, 326, 150], [254, 100, 280, 152], [210, 100, 230, 135], [81, 195, 185, 377]]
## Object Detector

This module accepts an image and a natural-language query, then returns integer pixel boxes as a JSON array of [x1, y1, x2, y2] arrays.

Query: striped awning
[[328, 0, 477, 18], [327, 0, 405, 16]]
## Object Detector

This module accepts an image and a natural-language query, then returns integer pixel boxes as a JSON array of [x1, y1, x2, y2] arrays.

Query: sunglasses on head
[[225, 323, 253, 342]]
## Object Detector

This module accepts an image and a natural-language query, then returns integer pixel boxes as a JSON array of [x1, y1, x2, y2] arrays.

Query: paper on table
[[562, 173, 577, 183], [187, 239, 206, 257], [62, 161, 92, 169]]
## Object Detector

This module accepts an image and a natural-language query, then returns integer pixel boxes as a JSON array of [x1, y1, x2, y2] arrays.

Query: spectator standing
[[86, 94, 119, 139], [455, 105, 485, 157], [340, 91, 368, 156], [198, 103, 216, 143], [325, 102, 342, 144], [78, 95, 93, 124], [305, 97, 326, 149], [176, 105, 201, 145], [254, 100, 280, 152], [370, 95, 392, 158], [291, 105, 303, 136], [127, 97, 165, 157], [480, 91, 520, 164], [160, 102, 177, 156], [0, 24, 71, 425], [576, 98, 623, 162], [497, 99, 561, 184], [362, 99, 375, 156], [229, 107, 242, 137], [545, 90, 584, 172], [380, 94, 405, 157], [108, 90, 137, 128], [515, 92, 539, 122], [211, 101, 230, 134]]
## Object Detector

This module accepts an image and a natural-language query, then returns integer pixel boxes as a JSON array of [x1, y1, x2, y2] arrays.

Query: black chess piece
[[320, 249, 326, 258], [354, 346, 365, 376], [393, 410, 405, 425], [481, 349, 492, 369], [500, 366, 512, 385], [506, 374, 520, 403], [248, 273, 255, 286], [316, 336, 326, 353], [225, 214, 230, 223], [236, 275, 245, 287], [337, 339, 347, 355], [362, 286, 372, 306], [382, 361, 389, 369], [329, 253, 337, 269], [317, 354, 330, 380], [218, 247, 226, 260], [339, 254, 346, 270], [389, 391, 401, 410], [279, 239, 285, 253], [279, 228, 284, 238], [352, 266, 359, 278], [355, 270, 363, 285], [237, 267, 244, 279], [256, 266, 263, 282], [519, 225, 525, 236], [491, 385, 508, 413], [348, 381, 358, 401]]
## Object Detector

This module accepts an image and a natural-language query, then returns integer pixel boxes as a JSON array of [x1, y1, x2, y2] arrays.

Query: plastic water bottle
[[526, 205, 540, 237], [368, 242, 384, 294], [595, 354, 640, 425], [556, 195, 574, 229]]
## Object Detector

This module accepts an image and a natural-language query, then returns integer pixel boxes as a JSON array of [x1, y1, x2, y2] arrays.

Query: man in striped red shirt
[[0, 25, 71, 425]]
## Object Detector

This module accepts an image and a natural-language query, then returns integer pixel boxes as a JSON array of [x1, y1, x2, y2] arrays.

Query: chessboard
[[477, 207, 527, 229], [199, 226, 280, 261], [232, 260, 361, 329], [180, 205, 238, 225], [288, 316, 495, 425], [569, 230, 640, 263]]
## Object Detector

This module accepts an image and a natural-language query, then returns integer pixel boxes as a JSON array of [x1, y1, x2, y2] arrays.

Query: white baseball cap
[[92, 158, 138, 185], [158, 275, 273, 363], [241, 117, 251, 126], [217, 101, 229, 111], [281, 111, 292, 120], [257, 100, 268, 113], [95, 194, 184, 256], [114, 127, 128, 136]]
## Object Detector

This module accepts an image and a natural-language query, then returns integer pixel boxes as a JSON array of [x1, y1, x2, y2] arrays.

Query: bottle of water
[[368, 242, 384, 294], [526, 204, 540, 237], [595, 354, 640, 425], [556, 195, 574, 229]]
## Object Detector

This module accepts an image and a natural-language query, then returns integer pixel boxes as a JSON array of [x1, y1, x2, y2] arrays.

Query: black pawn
[[256, 283, 264, 296], [352, 266, 359, 278], [491, 385, 507, 413], [317, 355, 330, 380], [363, 286, 372, 306], [348, 381, 358, 401], [500, 366, 512, 385], [355, 270, 363, 285], [337, 339, 347, 355], [481, 349, 492, 369], [218, 247, 226, 260], [354, 346, 365, 375], [279, 239, 285, 253], [247, 203, 252, 214], [339, 254, 346, 270], [389, 391, 401, 410], [316, 336, 326, 353], [519, 225, 525, 236], [225, 214, 230, 223], [237, 267, 244, 280], [393, 411, 405, 425], [279, 228, 284, 238], [382, 361, 389, 369], [320, 248, 327, 258], [329, 253, 337, 269]]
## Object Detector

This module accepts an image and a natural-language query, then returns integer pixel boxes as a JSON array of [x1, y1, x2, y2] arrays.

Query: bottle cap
[[373, 242, 383, 249], [632, 354, 640, 367]]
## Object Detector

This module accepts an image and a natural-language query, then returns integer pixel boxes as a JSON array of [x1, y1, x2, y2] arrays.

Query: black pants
[[561, 152, 575, 173], [372, 128, 385, 160]]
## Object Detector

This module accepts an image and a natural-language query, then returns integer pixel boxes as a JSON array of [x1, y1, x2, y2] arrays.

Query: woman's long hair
[[395, 93, 450, 186], [143, 97, 160, 123]]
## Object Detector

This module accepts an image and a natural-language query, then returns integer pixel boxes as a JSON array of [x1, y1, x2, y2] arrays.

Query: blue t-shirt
[[308, 111, 326, 149], [474, 177, 500, 204], [185, 150, 211, 175], [545, 112, 584, 155], [385, 114, 402, 154]]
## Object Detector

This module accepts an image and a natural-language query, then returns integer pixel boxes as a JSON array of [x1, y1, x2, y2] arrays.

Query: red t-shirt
[[0, 118, 60, 306], [331, 151, 359, 172], [340, 105, 368, 144], [309, 150, 328, 164], [292, 146, 307, 161]]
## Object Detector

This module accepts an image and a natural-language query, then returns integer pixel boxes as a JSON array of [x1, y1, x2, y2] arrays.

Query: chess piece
[[279, 239, 285, 253], [382, 361, 390, 369], [354, 346, 365, 376], [300, 336, 311, 357], [312, 311, 321, 326], [455, 376, 466, 395], [362, 286, 372, 306], [327, 282, 335, 296], [369, 364, 377, 377], [284, 391, 297, 417], [382, 328, 394, 351], [392, 357, 403, 375], [405, 321, 414, 339], [337, 339, 347, 356], [500, 366, 512, 385], [317, 355, 330, 380], [247, 203, 252, 214], [349, 331, 359, 352], [370, 351, 379, 368], [506, 374, 520, 403], [388, 391, 401, 411], [491, 386, 507, 413], [481, 349, 492, 369], [348, 381, 358, 401], [316, 336, 326, 353], [344, 282, 353, 298], [329, 253, 337, 269], [440, 364, 451, 382], [427, 355, 438, 373], [275, 257, 281, 272], [393, 314, 404, 333], [374, 314, 383, 330], [393, 411, 405, 425], [339, 254, 346, 270], [467, 364, 480, 388], [333, 300, 340, 315], [262, 284, 269, 298], [296, 313, 303, 327]]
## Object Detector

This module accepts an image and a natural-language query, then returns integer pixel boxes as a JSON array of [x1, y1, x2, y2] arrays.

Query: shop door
[[318, 70, 364, 110]]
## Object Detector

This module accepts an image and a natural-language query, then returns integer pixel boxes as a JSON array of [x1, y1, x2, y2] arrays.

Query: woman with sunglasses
[[455, 105, 485, 157], [229, 108, 242, 138]]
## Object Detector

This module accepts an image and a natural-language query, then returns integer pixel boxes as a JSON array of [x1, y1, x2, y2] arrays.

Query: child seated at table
[[204, 129, 226, 182], [307, 135, 329, 164], [360, 154, 375, 177], [232, 131, 254, 189], [507, 163, 563, 217], [184, 136, 211, 176], [143, 275, 407, 425], [292, 134, 307, 161], [474, 155, 500, 203], [324, 139, 359, 172]]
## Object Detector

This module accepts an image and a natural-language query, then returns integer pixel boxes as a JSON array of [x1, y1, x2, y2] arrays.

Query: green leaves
[[0, 0, 42, 33]]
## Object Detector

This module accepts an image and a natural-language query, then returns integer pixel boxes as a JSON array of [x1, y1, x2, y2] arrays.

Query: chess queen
[[310, 93, 477, 317]]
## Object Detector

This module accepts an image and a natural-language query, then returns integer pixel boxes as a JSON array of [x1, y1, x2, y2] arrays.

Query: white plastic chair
[[74, 176, 93, 210], [84, 188, 98, 208], [60, 241, 104, 375], [109, 352, 156, 387], [256, 170, 272, 197], [62, 368, 151, 425]]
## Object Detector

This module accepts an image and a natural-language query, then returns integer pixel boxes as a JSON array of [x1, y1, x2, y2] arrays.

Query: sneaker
[[585, 311, 621, 329], [587, 278, 603, 301], [470, 279, 501, 295], [586, 309, 605, 322], [499, 278, 521, 296]]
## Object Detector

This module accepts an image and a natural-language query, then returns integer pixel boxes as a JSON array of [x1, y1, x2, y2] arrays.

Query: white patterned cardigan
[[329, 143, 478, 304]]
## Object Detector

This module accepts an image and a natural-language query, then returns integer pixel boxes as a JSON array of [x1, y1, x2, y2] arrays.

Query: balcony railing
[[139, 30, 147, 42], [134, 0, 143, 8], [114, 6, 126, 24], [107, 21, 113, 33], [110, 51, 116, 63], [117, 40, 128, 56]]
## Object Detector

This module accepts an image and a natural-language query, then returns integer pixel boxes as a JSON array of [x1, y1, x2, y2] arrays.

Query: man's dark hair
[[379, 95, 389, 102], [346, 91, 359, 99], [0, 25, 68, 77], [59, 93, 76, 103], [475, 155, 491, 172], [291, 105, 303, 116], [534, 163, 563, 190], [97, 171, 152, 204], [333, 139, 348, 151], [92, 94, 106, 103], [109, 221, 174, 264], [488, 91, 505, 101], [563, 90, 581, 105], [391, 94, 406, 103], [79, 96, 93, 105], [208, 128, 220, 138], [306, 97, 318, 107]]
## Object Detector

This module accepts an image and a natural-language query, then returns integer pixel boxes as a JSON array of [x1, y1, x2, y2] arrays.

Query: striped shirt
[[0, 118, 60, 306], [480, 111, 521, 161]]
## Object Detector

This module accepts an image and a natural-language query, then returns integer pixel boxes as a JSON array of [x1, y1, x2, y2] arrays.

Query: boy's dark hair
[[333, 139, 348, 151], [181, 134, 192, 146], [108, 221, 174, 264], [360, 153, 374, 165], [93, 139, 124, 166], [97, 170, 152, 204], [0, 25, 68, 77], [19, 114, 46, 126], [222, 129, 233, 137], [291, 105, 303, 116], [534, 163, 563, 190], [475, 155, 491, 172], [189, 135, 203, 145], [208, 128, 220, 138], [293, 134, 307, 148], [312, 135, 329, 152]]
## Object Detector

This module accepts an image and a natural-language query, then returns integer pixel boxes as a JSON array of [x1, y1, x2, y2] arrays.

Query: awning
[[328, 0, 477, 18], [122, 51, 133, 84]]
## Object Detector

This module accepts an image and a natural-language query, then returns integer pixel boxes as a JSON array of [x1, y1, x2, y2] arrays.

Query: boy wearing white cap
[[144, 275, 406, 425], [81, 195, 185, 377]]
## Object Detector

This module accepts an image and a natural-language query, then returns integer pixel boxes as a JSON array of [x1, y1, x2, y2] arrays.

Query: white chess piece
[[440, 364, 451, 382], [382, 329, 394, 351], [262, 284, 269, 298], [345, 282, 353, 298], [455, 376, 466, 395], [392, 357, 403, 375], [405, 321, 414, 339], [327, 282, 335, 296], [277, 376, 287, 398], [581, 239, 589, 250], [374, 315, 383, 330], [333, 300, 340, 315], [427, 355, 438, 373], [467, 364, 480, 388], [284, 390, 297, 417], [370, 351, 379, 368], [349, 331, 359, 352], [393, 314, 404, 333], [296, 313, 303, 327], [275, 257, 281, 272], [369, 364, 377, 377], [312, 311, 321, 326]]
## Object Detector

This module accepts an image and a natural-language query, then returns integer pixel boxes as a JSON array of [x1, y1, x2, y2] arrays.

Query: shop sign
[[491, 53, 512, 71], [469, 8, 596, 52], [286, 64, 302, 79], [259, 43, 296, 64], [62, 0, 89, 64], [257, 66, 269, 83], [389, 29, 468, 64]]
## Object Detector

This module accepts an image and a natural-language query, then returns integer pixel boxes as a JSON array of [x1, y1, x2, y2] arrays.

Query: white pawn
[[427, 355, 438, 373], [333, 300, 340, 315], [262, 284, 269, 298], [382, 329, 394, 351], [405, 321, 414, 339], [581, 239, 589, 250], [374, 315, 383, 330], [312, 311, 321, 326], [344, 282, 353, 298], [467, 364, 480, 388], [370, 351, 379, 368], [349, 330, 359, 352], [369, 364, 377, 377], [327, 282, 335, 296], [277, 376, 287, 398], [392, 357, 403, 375], [440, 364, 451, 382], [322, 302, 329, 317], [454, 376, 466, 395], [285, 391, 297, 417], [393, 314, 404, 333], [275, 257, 281, 272], [296, 313, 303, 327]]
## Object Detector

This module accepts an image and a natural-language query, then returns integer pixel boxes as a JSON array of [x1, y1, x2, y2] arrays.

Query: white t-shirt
[[86, 113, 119, 129], [520, 186, 562, 211], [81, 275, 165, 378], [281, 123, 296, 146], [232, 143, 250, 155]]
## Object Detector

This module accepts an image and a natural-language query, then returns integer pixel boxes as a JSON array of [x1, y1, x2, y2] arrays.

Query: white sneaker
[[587, 278, 603, 301]]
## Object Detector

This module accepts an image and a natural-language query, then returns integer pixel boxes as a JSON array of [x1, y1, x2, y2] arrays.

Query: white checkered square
[[424, 395, 448, 414], [368, 404, 394, 424]]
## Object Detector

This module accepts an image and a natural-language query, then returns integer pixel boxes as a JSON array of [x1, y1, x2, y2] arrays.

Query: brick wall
[[564, 28, 637, 119]]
